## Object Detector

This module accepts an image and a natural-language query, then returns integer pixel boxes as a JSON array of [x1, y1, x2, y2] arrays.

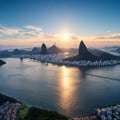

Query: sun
[[62, 33, 70, 41]]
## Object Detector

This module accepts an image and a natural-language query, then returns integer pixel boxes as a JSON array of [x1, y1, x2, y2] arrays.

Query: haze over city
[[0, 0, 120, 49]]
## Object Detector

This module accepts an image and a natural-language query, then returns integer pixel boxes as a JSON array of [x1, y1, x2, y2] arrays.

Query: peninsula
[[0, 59, 6, 66]]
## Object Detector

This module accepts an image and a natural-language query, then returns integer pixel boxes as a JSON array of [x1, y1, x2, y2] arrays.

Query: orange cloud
[[0, 25, 120, 48]]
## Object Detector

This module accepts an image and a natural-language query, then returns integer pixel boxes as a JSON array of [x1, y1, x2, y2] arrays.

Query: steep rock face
[[0, 59, 6, 66], [40, 43, 48, 54], [65, 41, 120, 62], [66, 41, 98, 61], [78, 41, 98, 61], [79, 41, 88, 56]]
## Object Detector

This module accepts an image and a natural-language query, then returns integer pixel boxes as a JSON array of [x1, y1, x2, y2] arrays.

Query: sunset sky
[[0, 0, 120, 49]]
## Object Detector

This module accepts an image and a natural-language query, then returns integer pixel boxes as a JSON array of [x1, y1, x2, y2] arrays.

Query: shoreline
[[0, 92, 120, 120], [1, 57, 120, 119], [3, 54, 120, 68], [0, 92, 69, 120]]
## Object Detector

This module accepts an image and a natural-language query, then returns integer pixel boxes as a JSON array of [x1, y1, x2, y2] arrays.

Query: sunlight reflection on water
[[58, 66, 81, 114], [0, 58, 120, 116]]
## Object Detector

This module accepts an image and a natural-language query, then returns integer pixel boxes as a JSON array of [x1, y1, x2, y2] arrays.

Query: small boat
[[20, 57, 23, 61]]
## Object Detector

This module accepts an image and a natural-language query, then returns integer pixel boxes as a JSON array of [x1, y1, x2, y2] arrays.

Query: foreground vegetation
[[26, 107, 68, 120], [0, 92, 69, 120], [18, 105, 29, 120]]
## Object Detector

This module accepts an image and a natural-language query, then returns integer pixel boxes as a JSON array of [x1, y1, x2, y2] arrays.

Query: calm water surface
[[0, 58, 120, 116]]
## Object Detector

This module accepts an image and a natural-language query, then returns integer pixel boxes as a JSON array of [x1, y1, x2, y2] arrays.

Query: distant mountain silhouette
[[40, 43, 48, 54], [65, 41, 120, 61], [0, 59, 6, 66], [31, 47, 41, 54], [13, 49, 22, 55], [13, 49, 30, 55], [103, 46, 120, 54], [48, 45, 61, 54], [89, 49, 120, 60], [112, 48, 120, 53]]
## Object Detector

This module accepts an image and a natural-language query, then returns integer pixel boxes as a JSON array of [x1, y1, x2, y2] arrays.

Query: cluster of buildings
[[15, 54, 120, 67], [0, 97, 120, 120], [0, 101, 21, 120], [71, 115, 97, 120], [10, 41, 120, 67], [96, 105, 120, 120], [70, 105, 120, 120]]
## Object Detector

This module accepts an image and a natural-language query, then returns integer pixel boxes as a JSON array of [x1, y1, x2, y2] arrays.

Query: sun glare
[[62, 33, 70, 41]]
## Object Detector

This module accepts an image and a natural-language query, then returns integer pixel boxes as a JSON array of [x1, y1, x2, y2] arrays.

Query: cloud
[[95, 34, 120, 39], [0, 25, 20, 35], [23, 32, 37, 37], [106, 30, 111, 33], [0, 24, 120, 48], [0, 25, 44, 40], [43, 34, 56, 39], [25, 25, 42, 31]]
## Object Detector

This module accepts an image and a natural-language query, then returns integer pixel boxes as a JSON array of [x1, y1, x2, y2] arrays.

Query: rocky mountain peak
[[79, 40, 88, 56], [41, 43, 48, 54]]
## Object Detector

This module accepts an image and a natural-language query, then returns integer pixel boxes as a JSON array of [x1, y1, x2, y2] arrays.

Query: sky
[[0, 0, 120, 49]]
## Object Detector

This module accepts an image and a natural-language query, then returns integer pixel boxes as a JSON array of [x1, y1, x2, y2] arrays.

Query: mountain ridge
[[65, 41, 120, 61]]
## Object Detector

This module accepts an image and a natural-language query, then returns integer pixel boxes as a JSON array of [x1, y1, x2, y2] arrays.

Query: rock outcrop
[[78, 41, 98, 61], [0, 59, 6, 66], [66, 41, 98, 61], [40, 43, 48, 54]]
